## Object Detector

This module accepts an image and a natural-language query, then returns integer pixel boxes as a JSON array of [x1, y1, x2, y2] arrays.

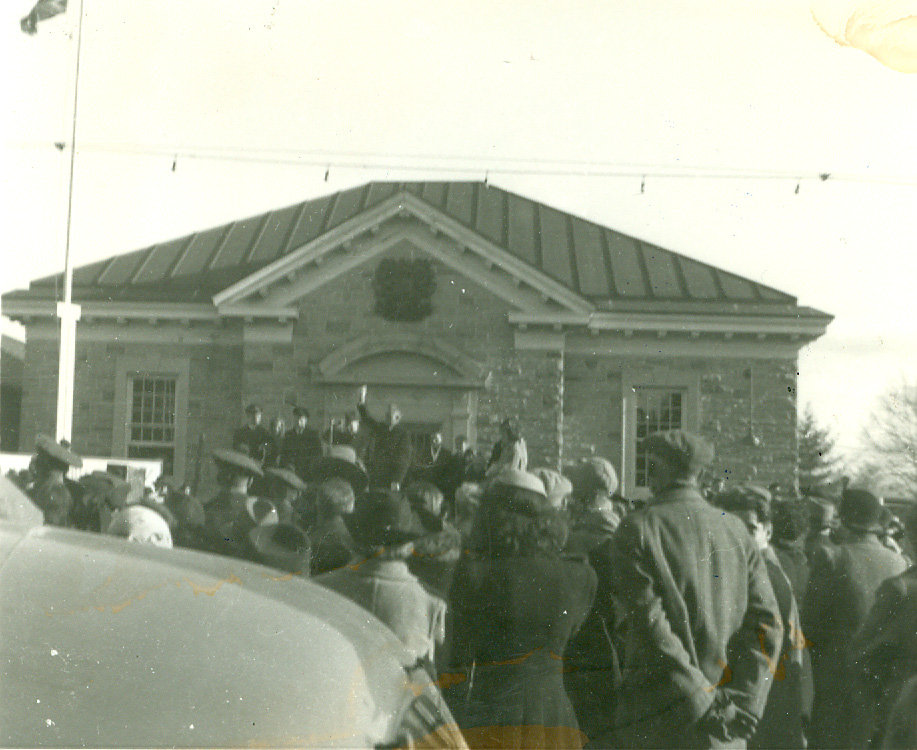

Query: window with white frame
[[633, 386, 687, 488], [127, 375, 178, 475]]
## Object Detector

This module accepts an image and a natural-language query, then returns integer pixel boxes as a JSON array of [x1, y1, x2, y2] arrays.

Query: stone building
[[1, 182, 831, 497]]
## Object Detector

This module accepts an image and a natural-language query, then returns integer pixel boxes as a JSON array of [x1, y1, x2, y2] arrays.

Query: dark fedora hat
[[247, 523, 310, 576], [346, 490, 425, 548], [35, 434, 83, 469], [840, 488, 885, 534], [310, 445, 368, 495], [212, 449, 263, 477]]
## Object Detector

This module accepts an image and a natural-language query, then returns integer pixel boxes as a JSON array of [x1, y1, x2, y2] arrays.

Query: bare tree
[[857, 380, 917, 499]]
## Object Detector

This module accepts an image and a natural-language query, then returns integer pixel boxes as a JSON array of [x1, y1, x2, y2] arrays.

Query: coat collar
[[648, 480, 706, 505]]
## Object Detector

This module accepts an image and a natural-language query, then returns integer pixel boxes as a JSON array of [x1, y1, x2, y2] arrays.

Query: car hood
[[1, 524, 424, 748]]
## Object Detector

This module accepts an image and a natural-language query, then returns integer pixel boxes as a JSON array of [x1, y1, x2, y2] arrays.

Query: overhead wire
[[11, 138, 917, 187]]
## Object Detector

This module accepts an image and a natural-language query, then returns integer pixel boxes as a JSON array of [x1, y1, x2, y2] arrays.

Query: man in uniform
[[609, 430, 783, 748], [281, 407, 323, 482], [29, 434, 83, 527], [232, 404, 272, 463]]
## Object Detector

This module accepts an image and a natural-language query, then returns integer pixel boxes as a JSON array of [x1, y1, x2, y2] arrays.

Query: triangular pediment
[[212, 191, 594, 317]]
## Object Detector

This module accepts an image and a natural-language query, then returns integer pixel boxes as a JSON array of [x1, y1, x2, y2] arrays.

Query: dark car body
[[0, 517, 463, 748]]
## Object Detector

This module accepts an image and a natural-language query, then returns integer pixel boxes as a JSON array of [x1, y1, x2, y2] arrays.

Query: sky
[[2, 0, 916, 459]]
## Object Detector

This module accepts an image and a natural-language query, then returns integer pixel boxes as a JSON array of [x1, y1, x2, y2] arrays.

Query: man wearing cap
[[803, 487, 907, 748], [264, 467, 308, 527], [608, 430, 783, 748], [74, 470, 131, 533], [280, 407, 323, 482], [356, 385, 413, 490], [30, 435, 83, 527]]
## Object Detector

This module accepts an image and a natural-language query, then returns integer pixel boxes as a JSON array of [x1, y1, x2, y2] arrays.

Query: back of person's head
[[316, 478, 355, 516], [771, 500, 809, 543], [480, 472, 568, 556], [715, 484, 772, 523], [500, 418, 520, 442], [107, 506, 173, 548], [405, 480, 444, 518]]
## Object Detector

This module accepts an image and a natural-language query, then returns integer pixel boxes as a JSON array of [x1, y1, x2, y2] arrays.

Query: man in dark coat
[[803, 487, 908, 748], [29, 435, 83, 527], [850, 547, 917, 746], [356, 385, 412, 490], [770, 499, 811, 603], [715, 484, 813, 750], [608, 431, 783, 749], [280, 407, 323, 482], [232, 404, 272, 463]]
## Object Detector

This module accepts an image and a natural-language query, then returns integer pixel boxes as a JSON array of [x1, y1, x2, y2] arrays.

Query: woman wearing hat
[[29, 435, 83, 527], [316, 489, 446, 669], [198, 449, 278, 560], [308, 478, 358, 576], [446, 468, 597, 749]]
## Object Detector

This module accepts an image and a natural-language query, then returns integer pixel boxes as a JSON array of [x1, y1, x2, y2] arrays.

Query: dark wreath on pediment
[[371, 257, 437, 322]]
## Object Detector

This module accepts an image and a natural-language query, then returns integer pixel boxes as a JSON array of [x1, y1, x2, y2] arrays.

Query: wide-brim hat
[[212, 449, 263, 477], [35, 434, 83, 469], [310, 446, 368, 494], [346, 489, 426, 548], [487, 468, 550, 515], [642, 430, 714, 475], [265, 467, 307, 492], [840, 488, 885, 534], [247, 523, 310, 575]]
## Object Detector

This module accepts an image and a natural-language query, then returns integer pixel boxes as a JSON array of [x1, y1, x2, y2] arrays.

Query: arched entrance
[[315, 334, 488, 449]]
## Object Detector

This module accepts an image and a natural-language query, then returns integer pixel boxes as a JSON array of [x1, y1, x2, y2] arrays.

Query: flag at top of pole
[[20, 0, 67, 34]]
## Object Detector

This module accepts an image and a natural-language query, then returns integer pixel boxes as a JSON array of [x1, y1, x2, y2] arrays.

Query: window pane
[[634, 387, 687, 488]]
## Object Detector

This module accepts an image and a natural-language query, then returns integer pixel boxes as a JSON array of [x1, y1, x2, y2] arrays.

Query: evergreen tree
[[797, 404, 842, 495]]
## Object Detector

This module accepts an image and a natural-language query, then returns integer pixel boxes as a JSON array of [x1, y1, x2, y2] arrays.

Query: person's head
[[431, 432, 443, 450], [293, 407, 309, 430], [455, 482, 482, 524], [839, 487, 885, 536], [107, 506, 173, 548], [771, 500, 809, 544], [346, 412, 360, 432], [715, 484, 773, 550], [567, 457, 618, 508], [245, 404, 262, 427], [270, 417, 285, 436], [405, 480, 444, 518], [531, 467, 573, 510], [33, 434, 82, 479], [347, 489, 424, 559], [316, 478, 355, 517], [643, 430, 714, 497], [455, 435, 468, 452], [212, 449, 263, 492], [387, 403, 402, 429]]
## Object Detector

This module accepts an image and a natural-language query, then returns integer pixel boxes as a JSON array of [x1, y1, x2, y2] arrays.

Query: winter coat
[[750, 547, 813, 750], [447, 553, 597, 749], [357, 403, 413, 488], [608, 482, 783, 749], [308, 515, 356, 575], [771, 537, 810, 603], [849, 566, 917, 748], [317, 558, 446, 666], [803, 534, 908, 748], [280, 427, 323, 481]]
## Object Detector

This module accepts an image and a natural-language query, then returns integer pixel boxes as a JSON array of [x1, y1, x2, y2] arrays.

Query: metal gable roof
[[14, 181, 805, 311]]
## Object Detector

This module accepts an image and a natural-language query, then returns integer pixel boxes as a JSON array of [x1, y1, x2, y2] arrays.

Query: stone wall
[[562, 350, 798, 493]]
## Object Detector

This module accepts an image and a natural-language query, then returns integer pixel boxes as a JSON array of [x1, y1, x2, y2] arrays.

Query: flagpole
[[55, 0, 85, 442]]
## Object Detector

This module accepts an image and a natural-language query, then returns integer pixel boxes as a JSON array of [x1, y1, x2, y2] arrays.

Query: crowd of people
[[8, 384, 917, 749]]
